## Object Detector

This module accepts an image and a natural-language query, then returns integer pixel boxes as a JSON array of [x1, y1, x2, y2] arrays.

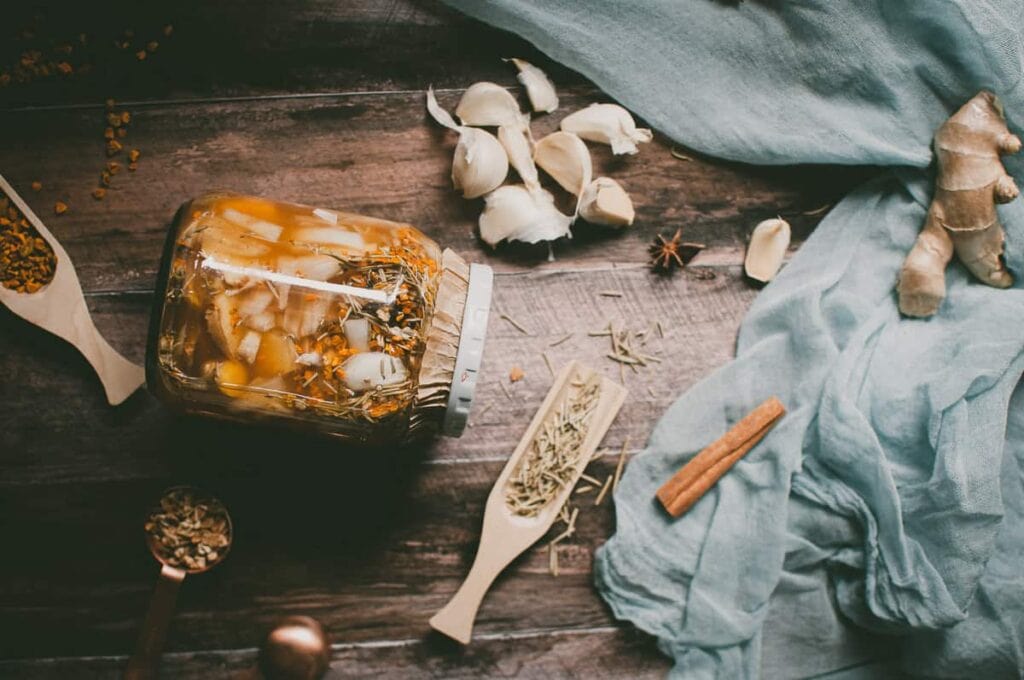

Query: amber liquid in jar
[[153, 193, 443, 443]]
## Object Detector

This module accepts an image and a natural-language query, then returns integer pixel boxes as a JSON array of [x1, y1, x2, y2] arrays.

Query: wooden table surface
[[0, 2, 890, 678]]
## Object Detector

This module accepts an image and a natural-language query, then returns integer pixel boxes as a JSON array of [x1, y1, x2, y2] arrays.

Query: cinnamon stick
[[656, 397, 786, 518]]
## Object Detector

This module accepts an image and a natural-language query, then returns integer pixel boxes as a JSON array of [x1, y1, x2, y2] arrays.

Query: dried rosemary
[[505, 377, 602, 517]]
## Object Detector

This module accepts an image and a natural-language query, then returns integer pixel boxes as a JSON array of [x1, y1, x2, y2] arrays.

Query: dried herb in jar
[[0, 194, 57, 293], [144, 487, 231, 572]]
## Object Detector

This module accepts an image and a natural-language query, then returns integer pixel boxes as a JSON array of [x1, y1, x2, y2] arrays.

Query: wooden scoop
[[0, 174, 144, 405], [430, 361, 626, 644]]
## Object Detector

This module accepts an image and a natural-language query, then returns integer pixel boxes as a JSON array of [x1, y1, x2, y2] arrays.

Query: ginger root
[[898, 91, 1021, 317]]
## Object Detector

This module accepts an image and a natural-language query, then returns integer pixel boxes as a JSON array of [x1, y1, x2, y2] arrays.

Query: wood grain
[[0, 628, 670, 679], [0, 1, 895, 678], [0, 89, 867, 294], [0, 266, 752, 484], [0, 0, 565, 107]]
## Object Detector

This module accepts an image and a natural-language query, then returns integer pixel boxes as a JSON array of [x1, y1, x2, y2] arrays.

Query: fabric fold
[[441, 0, 1024, 676]]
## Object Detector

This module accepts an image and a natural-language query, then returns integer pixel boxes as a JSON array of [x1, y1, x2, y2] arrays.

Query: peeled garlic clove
[[534, 131, 592, 197], [498, 125, 540, 193], [221, 207, 284, 242], [342, 352, 409, 392], [455, 82, 530, 130], [507, 58, 558, 113], [237, 330, 262, 364], [579, 177, 634, 227], [744, 218, 791, 283], [344, 318, 371, 352], [276, 254, 342, 282], [560, 103, 653, 155], [479, 184, 573, 246], [426, 87, 509, 199], [453, 127, 509, 199]]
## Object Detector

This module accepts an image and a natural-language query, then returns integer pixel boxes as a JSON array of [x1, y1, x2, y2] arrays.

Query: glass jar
[[146, 193, 492, 445]]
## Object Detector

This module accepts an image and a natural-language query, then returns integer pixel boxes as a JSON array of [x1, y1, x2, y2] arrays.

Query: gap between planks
[[0, 624, 633, 666], [0, 85, 596, 115]]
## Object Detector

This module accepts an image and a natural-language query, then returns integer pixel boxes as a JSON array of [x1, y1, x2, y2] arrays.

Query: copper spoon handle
[[124, 564, 187, 680]]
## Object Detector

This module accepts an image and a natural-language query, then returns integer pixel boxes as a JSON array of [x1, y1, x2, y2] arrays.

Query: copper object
[[124, 486, 233, 680], [258, 616, 331, 680]]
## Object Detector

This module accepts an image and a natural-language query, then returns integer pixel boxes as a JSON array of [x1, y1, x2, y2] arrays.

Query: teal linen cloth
[[442, 1, 1024, 677]]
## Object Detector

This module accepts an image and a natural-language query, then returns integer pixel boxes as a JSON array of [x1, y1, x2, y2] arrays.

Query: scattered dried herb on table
[[0, 194, 57, 293], [144, 488, 231, 572]]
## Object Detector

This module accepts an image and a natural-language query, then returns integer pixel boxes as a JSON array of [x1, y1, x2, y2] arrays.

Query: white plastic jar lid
[[442, 263, 493, 436]]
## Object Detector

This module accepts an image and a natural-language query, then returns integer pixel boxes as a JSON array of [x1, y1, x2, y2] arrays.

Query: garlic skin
[[498, 125, 541, 193], [560, 103, 653, 155], [507, 58, 558, 113], [455, 82, 530, 130], [479, 184, 573, 246], [744, 218, 791, 283], [426, 87, 509, 199], [534, 131, 593, 197], [579, 177, 634, 228]]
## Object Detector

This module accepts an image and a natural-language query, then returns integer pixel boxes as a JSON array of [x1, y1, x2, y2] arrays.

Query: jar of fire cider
[[146, 193, 492, 445]]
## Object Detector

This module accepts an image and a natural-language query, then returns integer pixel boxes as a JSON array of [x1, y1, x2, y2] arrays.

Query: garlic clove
[[343, 318, 371, 353], [342, 352, 409, 392], [579, 177, 634, 227], [455, 82, 530, 130], [560, 103, 653, 155], [453, 127, 509, 199], [498, 125, 540, 193], [744, 218, 791, 283], [237, 330, 262, 364], [534, 131, 593, 198], [478, 184, 573, 246], [425, 86, 461, 131], [507, 58, 558, 113], [426, 87, 509, 199]]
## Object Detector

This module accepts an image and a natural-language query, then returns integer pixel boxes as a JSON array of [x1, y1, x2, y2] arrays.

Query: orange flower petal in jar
[[147, 193, 492, 444]]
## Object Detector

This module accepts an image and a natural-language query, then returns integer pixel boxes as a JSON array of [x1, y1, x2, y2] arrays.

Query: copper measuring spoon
[[125, 487, 233, 680], [0, 173, 144, 405]]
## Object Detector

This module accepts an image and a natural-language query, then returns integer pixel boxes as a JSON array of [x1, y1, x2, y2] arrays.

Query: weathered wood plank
[[0, 0, 563, 107], [0, 90, 866, 293], [0, 266, 753, 484], [0, 457, 899, 677], [0, 628, 670, 679]]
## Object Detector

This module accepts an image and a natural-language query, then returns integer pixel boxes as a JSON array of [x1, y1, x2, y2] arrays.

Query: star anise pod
[[649, 229, 705, 273]]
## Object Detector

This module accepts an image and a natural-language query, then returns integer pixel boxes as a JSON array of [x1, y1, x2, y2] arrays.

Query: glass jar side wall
[[150, 193, 443, 444]]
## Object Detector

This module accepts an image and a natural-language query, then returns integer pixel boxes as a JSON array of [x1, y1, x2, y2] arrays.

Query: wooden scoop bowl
[[430, 361, 626, 644], [0, 174, 144, 405]]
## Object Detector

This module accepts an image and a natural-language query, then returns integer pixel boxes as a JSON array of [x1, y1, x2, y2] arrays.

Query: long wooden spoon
[[0, 173, 144, 404], [430, 361, 626, 644]]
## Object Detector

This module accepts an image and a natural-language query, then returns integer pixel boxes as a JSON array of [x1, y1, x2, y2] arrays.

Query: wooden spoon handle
[[429, 545, 509, 645], [66, 301, 145, 405], [124, 564, 186, 680]]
